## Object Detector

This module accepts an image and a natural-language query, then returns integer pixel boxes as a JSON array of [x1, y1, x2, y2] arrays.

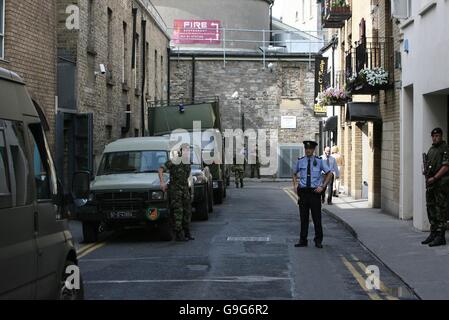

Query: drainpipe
[[167, 47, 171, 104], [269, 2, 273, 44], [191, 56, 196, 103], [131, 8, 137, 69], [141, 20, 147, 137]]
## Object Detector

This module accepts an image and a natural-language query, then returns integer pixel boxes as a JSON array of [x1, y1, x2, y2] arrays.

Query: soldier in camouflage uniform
[[159, 143, 194, 242], [232, 162, 245, 188], [422, 128, 449, 247]]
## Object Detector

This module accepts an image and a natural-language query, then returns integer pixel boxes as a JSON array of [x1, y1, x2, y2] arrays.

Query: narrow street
[[72, 182, 417, 300]]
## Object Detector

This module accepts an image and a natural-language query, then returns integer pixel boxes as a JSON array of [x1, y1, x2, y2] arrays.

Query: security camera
[[99, 64, 106, 74]]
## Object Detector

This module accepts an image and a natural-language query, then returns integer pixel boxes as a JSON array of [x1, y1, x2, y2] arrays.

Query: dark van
[[0, 67, 83, 299]]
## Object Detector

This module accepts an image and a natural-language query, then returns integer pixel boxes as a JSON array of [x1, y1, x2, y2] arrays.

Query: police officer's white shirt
[[294, 156, 331, 189]]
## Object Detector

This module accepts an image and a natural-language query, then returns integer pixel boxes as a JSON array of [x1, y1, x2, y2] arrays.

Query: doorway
[[55, 112, 94, 193], [361, 123, 369, 200], [279, 145, 303, 178]]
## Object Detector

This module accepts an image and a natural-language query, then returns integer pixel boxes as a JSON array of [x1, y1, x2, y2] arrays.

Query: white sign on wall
[[281, 116, 297, 129]]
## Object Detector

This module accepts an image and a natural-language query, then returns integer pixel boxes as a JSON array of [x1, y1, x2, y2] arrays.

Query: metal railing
[[345, 37, 394, 83], [168, 27, 326, 68]]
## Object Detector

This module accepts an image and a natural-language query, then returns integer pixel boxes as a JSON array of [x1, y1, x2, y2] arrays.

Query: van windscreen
[[97, 151, 168, 176]]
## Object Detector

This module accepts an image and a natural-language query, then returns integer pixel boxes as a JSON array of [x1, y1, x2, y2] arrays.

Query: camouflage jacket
[[161, 160, 191, 190], [426, 141, 449, 184]]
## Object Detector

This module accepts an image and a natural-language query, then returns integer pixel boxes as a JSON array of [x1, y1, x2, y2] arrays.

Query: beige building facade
[[320, 0, 401, 217]]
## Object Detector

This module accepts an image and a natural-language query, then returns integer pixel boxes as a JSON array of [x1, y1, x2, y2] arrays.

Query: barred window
[[0, 0, 4, 59]]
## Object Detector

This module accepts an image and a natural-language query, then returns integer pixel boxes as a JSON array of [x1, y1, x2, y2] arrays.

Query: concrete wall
[[152, 0, 272, 51], [272, 0, 320, 33], [0, 0, 57, 148], [400, 0, 449, 231], [169, 56, 320, 175]]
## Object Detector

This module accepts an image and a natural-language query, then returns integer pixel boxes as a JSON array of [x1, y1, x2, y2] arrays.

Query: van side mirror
[[72, 171, 91, 207]]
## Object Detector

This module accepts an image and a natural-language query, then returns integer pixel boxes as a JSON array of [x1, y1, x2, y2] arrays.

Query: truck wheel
[[208, 187, 214, 213], [59, 261, 84, 300], [214, 188, 223, 205], [82, 222, 99, 243], [159, 219, 173, 241], [195, 198, 209, 221]]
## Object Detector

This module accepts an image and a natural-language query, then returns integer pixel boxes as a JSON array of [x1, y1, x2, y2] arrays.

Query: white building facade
[[399, 0, 449, 230]]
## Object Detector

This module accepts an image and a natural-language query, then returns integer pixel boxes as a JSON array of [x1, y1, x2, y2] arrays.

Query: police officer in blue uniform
[[293, 141, 333, 248]]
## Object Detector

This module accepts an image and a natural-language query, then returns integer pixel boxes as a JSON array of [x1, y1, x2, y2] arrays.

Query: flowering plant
[[316, 87, 349, 106], [358, 67, 389, 87], [346, 67, 389, 90]]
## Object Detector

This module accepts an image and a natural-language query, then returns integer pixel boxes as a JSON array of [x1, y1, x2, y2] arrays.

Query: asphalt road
[[70, 182, 418, 300]]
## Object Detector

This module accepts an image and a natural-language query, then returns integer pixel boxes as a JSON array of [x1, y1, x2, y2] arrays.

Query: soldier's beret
[[431, 128, 443, 136], [303, 141, 318, 149]]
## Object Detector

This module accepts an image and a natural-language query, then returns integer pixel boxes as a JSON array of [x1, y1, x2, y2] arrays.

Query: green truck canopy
[[148, 102, 221, 136]]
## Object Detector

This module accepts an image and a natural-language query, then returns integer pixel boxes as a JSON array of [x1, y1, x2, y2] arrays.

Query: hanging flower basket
[[316, 87, 350, 106], [346, 68, 390, 94]]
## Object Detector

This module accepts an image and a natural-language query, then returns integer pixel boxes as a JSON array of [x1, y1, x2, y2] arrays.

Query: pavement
[[322, 194, 449, 300], [69, 182, 417, 300]]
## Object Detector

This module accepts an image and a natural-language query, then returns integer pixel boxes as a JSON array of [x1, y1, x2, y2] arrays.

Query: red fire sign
[[173, 20, 221, 44]]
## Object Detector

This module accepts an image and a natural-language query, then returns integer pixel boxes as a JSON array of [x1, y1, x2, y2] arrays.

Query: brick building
[[56, 0, 170, 188], [156, 0, 321, 178], [0, 0, 57, 144], [319, 0, 401, 216]]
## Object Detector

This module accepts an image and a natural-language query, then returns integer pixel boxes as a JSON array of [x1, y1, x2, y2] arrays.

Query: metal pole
[[262, 30, 266, 69], [223, 28, 226, 68]]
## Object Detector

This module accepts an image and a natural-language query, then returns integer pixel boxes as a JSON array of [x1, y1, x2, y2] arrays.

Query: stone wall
[[169, 57, 320, 146]]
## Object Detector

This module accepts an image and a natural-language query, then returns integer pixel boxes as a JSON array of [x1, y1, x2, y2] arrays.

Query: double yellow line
[[282, 187, 399, 300], [76, 241, 108, 259], [283, 187, 299, 203]]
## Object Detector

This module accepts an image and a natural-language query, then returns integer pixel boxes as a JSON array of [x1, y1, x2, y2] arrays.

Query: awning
[[346, 102, 382, 122], [324, 116, 338, 132]]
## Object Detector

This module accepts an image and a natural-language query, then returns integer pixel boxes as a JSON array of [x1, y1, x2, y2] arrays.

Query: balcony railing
[[345, 37, 394, 94], [321, 0, 352, 29]]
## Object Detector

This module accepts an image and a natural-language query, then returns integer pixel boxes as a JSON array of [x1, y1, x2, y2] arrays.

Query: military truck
[[74, 137, 195, 242], [148, 97, 227, 217]]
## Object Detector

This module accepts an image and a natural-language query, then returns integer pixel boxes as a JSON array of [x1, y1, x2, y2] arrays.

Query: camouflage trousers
[[170, 187, 192, 232], [426, 185, 449, 233], [234, 168, 244, 187]]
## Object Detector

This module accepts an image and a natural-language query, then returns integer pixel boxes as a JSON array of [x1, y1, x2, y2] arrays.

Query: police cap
[[303, 141, 318, 150], [431, 128, 443, 136]]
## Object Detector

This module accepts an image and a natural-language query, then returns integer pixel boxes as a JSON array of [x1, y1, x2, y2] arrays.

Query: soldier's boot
[[421, 232, 437, 245], [429, 231, 447, 247], [184, 229, 195, 241], [175, 230, 188, 242]]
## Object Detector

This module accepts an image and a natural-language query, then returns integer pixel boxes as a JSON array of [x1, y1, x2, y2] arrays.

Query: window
[[98, 151, 168, 175], [0, 126, 11, 208], [122, 22, 127, 84], [87, 0, 95, 44], [0, 0, 4, 59], [309, 0, 314, 19], [301, 0, 305, 22], [28, 123, 57, 201], [9, 122, 31, 206], [107, 8, 113, 66]]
